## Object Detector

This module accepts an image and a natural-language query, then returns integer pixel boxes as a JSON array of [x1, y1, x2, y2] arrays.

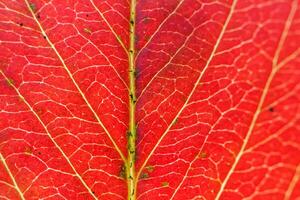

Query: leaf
[[0, 0, 299, 200]]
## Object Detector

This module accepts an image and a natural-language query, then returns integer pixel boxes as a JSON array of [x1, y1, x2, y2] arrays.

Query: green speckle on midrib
[[126, 0, 137, 200]]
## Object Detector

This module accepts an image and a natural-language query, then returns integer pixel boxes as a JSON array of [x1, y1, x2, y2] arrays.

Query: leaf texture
[[0, 0, 299, 200]]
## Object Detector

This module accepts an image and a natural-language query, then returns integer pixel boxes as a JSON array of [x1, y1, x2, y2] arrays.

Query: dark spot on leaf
[[127, 131, 132, 138], [145, 165, 154, 172], [199, 151, 208, 159], [140, 172, 149, 179], [36, 13, 41, 19], [172, 118, 178, 126], [86, 14, 89, 17], [161, 182, 169, 187], [25, 146, 32, 155], [119, 164, 126, 179], [6, 78, 14, 86], [19, 23, 23, 26], [18, 96, 25, 102], [134, 35, 139, 43], [43, 35, 46, 39], [181, 96, 187, 102], [83, 28, 92, 34], [129, 93, 134, 100], [29, 3, 36, 12], [134, 70, 138, 78], [36, 108, 43, 115], [145, 35, 151, 42], [269, 107, 274, 112]]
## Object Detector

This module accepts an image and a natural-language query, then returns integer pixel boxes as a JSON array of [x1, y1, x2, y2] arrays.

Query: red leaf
[[0, 0, 299, 200]]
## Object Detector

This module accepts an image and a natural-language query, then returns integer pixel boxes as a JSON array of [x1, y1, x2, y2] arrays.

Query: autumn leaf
[[0, 0, 300, 200]]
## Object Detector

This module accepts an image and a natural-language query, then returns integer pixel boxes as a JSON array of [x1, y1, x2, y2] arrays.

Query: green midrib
[[127, 0, 137, 199]]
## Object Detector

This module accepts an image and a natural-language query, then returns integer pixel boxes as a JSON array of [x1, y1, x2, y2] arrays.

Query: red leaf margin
[[0, 0, 299, 200]]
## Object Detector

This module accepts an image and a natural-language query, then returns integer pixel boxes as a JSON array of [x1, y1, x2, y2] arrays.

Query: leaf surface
[[0, 0, 299, 200]]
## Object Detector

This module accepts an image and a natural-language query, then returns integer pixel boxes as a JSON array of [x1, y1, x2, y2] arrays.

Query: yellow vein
[[277, 47, 300, 69], [24, 0, 126, 163], [89, 0, 128, 54], [127, 0, 137, 199], [74, 26, 129, 90], [168, 1, 239, 199], [0, 153, 25, 200], [0, 70, 98, 200], [136, 0, 237, 184], [215, 1, 298, 199], [284, 164, 300, 200], [136, 27, 196, 102], [245, 112, 299, 153], [135, 0, 185, 59]]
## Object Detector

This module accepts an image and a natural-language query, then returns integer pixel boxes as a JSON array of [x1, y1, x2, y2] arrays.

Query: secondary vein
[[215, 0, 298, 199], [0, 153, 25, 200], [89, 0, 129, 55], [24, 0, 126, 163], [0, 70, 98, 200], [136, 0, 238, 184]]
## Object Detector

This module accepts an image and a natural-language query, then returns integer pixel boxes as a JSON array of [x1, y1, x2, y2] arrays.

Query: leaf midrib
[[3, 0, 299, 199], [126, 0, 137, 199]]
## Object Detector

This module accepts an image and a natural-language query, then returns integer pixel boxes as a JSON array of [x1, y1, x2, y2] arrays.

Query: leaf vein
[[23, 0, 126, 163], [284, 163, 300, 200], [0, 70, 98, 200], [215, 0, 299, 199], [136, 0, 238, 187], [0, 153, 25, 200], [89, 0, 128, 54], [135, 0, 185, 59]]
